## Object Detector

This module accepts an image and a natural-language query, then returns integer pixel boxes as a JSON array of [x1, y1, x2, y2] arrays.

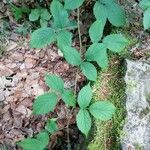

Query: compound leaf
[[64, 0, 84, 10], [62, 89, 76, 107], [45, 74, 64, 94], [103, 34, 128, 52], [30, 27, 56, 48], [62, 46, 82, 66], [80, 62, 97, 81], [33, 93, 57, 115], [89, 101, 116, 121], [76, 109, 91, 136], [77, 84, 92, 108], [89, 20, 104, 43]]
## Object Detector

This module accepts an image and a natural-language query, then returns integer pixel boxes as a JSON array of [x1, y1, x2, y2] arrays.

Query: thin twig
[[66, 8, 83, 150]]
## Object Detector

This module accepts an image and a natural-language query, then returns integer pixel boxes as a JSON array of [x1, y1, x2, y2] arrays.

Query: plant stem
[[67, 8, 83, 150]]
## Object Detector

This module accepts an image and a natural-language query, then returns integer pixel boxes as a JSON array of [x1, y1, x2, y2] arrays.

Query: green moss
[[87, 55, 126, 150]]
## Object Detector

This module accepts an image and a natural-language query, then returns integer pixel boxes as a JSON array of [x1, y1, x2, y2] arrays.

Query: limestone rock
[[122, 59, 150, 150]]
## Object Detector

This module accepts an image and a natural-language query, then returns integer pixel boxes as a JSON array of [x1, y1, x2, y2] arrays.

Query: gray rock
[[122, 59, 150, 150]]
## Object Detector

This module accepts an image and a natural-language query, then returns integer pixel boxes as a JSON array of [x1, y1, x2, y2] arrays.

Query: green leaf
[[40, 19, 48, 27], [143, 8, 150, 30], [94, 0, 126, 27], [107, 2, 126, 26], [139, 0, 150, 10], [93, 1, 107, 24], [33, 93, 57, 115], [36, 132, 49, 147], [89, 101, 116, 121], [18, 139, 44, 150], [57, 31, 72, 50], [80, 62, 97, 81], [40, 9, 51, 20], [103, 34, 128, 52], [44, 74, 64, 94], [30, 27, 56, 48], [89, 20, 104, 43], [62, 46, 82, 66], [85, 43, 108, 69], [76, 109, 91, 136], [11, 6, 23, 21], [77, 84, 92, 108], [29, 9, 40, 21], [64, 0, 84, 10], [18, 132, 49, 150], [62, 89, 76, 107], [45, 119, 58, 134], [50, 0, 70, 28]]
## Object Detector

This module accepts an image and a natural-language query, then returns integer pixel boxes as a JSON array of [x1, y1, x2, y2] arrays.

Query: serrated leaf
[[40, 9, 51, 20], [107, 2, 126, 26], [143, 8, 150, 30], [89, 20, 104, 43], [30, 27, 56, 48], [80, 62, 97, 81], [36, 132, 49, 147], [139, 0, 150, 10], [57, 31, 72, 50], [33, 93, 57, 115], [103, 34, 128, 52], [40, 19, 48, 27], [85, 43, 108, 69], [45, 119, 58, 134], [62, 46, 82, 66], [93, 1, 107, 24], [76, 109, 91, 136], [77, 84, 92, 108], [62, 89, 76, 107], [44, 74, 64, 94], [64, 0, 84, 10], [29, 9, 40, 21], [89, 101, 116, 121], [18, 139, 44, 150], [50, 0, 70, 28]]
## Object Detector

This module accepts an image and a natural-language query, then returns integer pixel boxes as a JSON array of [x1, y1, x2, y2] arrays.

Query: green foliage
[[64, 0, 85, 10], [80, 62, 97, 81], [140, 0, 150, 30], [11, 5, 30, 21], [76, 84, 116, 135], [30, 27, 56, 48], [62, 46, 82, 66], [77, 84, 92, 108], [89, 101, 116, 121], [29, 8, 50, 27], [18, 0, 131, 148], [89, 20, 104, 43], [45, 119, 58, 134], [76, 109, 91, 136], [33, 93, 58, 114], [62, 89, 76, 107], [18, 132, 49, 150], [94, 0, 126, 27], [103, 34, 129, 52], [45, 74, 64, 94]]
